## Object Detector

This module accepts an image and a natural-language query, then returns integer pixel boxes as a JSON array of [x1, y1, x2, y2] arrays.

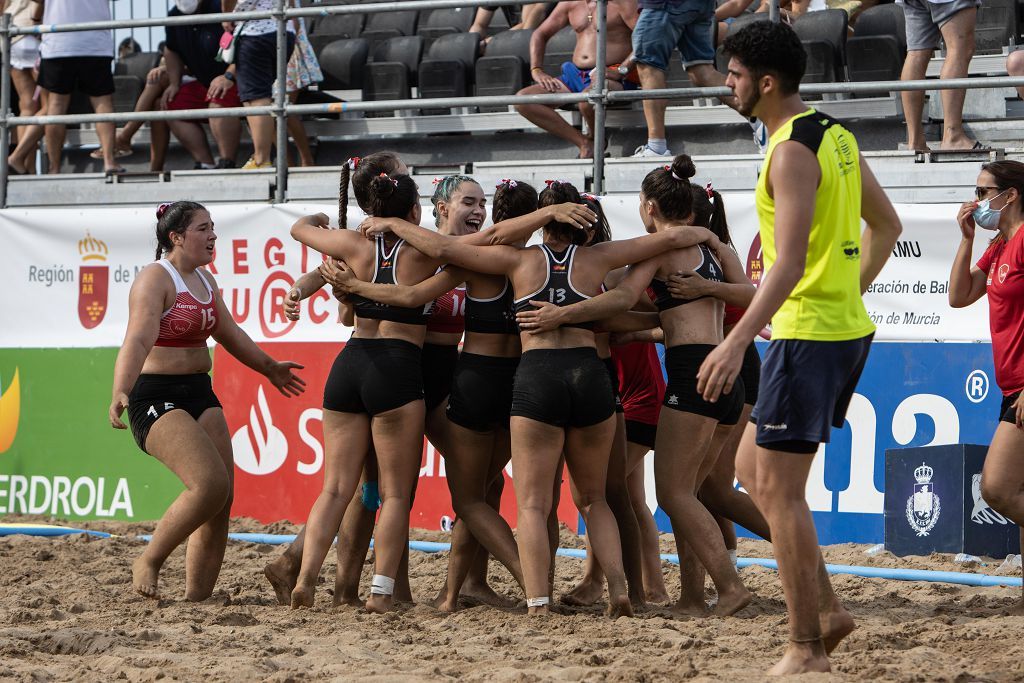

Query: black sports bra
[[349, 236, 431, 325], [513, 244, 596, 331], [465, 277, 518, 335], [650, 243, 725, 311]]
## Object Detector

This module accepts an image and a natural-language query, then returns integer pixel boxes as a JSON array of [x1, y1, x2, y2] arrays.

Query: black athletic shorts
[[446, 353, 519, 432], [740, 341, 761, 406], [751, 333, 872, 451], [625, 419, 657, 449], [602, 356, 624, 414], [422, 343, 460, 412], [1000, 390, 1022, 424], [663, 344, 744, 425], [126, 373, 221, 454], [511, 347, 616, 428], [324, 337, 423, 415], [235, 32, 295, 102], [38, 57, 115, 97]]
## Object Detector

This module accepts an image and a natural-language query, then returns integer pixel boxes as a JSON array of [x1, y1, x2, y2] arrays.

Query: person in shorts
[[8, 0, 121, 175], [163, 0, 242, 169], [949, 160, 1024, 614], [898, 0, 981, 152], [699, 22, 902, 674]]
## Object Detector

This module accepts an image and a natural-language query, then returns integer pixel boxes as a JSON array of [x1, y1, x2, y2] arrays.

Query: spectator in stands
[[224, 0, 296, 170], [1009, 51, 1024, 103], [118, 37, 142, 60], [163, 0, 242, 170], [470, 4, 551, 45], [92, 63, 171, 170], [900, 0, 981, 152], [514, 0, 639, 159], [3, 0, 43, 172], [285, 5, 322, 167], [7, 0, 122, 175], [631, 0, 738, 157]]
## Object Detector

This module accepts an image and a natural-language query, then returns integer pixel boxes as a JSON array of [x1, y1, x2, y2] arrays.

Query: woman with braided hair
[[327, 178, 599, 610], [513, 156, 754, 617], [110, 201, 305, 601], [358, 178, 716, 617]]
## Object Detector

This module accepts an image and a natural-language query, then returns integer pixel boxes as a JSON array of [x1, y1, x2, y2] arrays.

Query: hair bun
[[156, 202, 172, 219], [671, 154, 696, 182]]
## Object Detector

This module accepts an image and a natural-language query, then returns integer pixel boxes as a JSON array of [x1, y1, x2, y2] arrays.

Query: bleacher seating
[[418, 32, 479, 111], [363, 35, 424, 113], [360, 7, 418, 56], [540, 26, 577, 80], [417, 6, 475, 48], [975, 0, 1017, 54], [319, 38, 370, 90], [847, 3, 906, 93], [792, 9, 849, 84], [308, 12, 365, 55], [474, 29, 533, 112]]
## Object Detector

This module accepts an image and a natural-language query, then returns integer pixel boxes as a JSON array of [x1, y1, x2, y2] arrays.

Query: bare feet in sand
[[365, 594, 394, 614], [712, 586, 752, 617], [332, 591, 364, 608], [646, 587, 672, 604], [132, 555, 160, 600], [264, 556, 299, 606], [607, 595, 635, 619], [767, 641, 830, 676], [460, 581, 516, 608], [560, 578, 604, 607], [290, 583, 315, 609], [669, 599, 708, 618], [821, 606, 856, 653], [431, 588, 459, 613]]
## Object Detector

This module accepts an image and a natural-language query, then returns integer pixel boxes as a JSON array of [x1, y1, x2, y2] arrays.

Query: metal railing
[[1, 0, 1024, 207]]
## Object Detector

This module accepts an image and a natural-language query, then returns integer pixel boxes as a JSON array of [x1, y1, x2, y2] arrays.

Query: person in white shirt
[[8, 0, 123, 175]]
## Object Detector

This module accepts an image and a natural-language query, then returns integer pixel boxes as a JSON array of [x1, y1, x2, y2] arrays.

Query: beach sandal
[[90, 145, 133, 159], [104, 166, 126, 177]]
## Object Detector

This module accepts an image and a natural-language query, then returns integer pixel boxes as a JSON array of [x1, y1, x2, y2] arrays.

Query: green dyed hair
[[430, 174, 479, 227]]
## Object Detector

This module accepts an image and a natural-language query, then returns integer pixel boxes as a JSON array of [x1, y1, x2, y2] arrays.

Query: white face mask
[[174, 0, 201, 14]]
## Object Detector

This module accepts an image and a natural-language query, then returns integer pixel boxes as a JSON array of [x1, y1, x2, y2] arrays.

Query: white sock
[[646, 138, 668, 154]]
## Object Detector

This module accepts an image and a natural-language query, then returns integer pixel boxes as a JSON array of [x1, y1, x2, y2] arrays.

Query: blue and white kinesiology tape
[[526, 596, 550, 608]]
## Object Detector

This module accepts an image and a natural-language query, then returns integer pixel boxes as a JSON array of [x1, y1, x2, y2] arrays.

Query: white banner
[[0, 197, 991, 348]]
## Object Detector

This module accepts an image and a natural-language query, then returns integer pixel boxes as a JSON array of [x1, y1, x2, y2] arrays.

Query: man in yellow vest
[[697, 21, 902, 675]]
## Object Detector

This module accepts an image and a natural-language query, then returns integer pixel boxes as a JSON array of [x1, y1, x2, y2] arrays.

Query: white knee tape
[[370, 574, 395, 596], [526, 596, 550, 608]]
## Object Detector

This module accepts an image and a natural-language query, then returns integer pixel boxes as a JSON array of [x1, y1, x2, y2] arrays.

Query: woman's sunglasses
[[976, 185, 1001, 200]]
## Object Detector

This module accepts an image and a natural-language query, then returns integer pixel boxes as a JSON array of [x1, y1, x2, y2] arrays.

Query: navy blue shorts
[[235, 32, 295, 102], [1000, 390, 1021, 424], [751, 334, 872, 451]]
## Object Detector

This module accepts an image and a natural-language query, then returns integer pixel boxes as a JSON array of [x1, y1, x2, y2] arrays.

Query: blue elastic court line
[[8, 528, 1020, 589]]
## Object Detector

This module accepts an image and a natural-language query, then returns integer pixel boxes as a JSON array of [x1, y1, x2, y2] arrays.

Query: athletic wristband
[[526, 596, 550, 607], [370, 574, 395, 596]]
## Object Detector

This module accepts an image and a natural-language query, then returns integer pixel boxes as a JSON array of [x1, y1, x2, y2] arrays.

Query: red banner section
[[213, 341, 580, 532]]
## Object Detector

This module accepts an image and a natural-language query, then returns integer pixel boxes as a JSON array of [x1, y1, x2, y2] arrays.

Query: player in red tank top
[[110, 201, 305, 602], [950, 161, 1024, 613]]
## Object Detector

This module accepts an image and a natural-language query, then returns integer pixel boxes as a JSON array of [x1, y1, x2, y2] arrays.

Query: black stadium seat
[[308, 12, 365, 56], [847, 3, 906, 95], [793, 9, 849, 83], [418, 6, 475, 46], [114, 51, 161, 82], [319, 38, 370, 90], [975, 0, 1016, 54], [540, 25, 577, 79], [475, 29, 533, 112], [361, 8, 418, 56], [363, 35, 424, 114], [418, 32, 480, 111], [112, 75, 144, 113]]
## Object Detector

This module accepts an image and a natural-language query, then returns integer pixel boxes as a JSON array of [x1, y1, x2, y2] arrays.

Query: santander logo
[[232, 385, 288, 475]]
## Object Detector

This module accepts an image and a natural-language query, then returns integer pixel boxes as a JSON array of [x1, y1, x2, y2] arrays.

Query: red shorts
[[167, 79, 241, 117]]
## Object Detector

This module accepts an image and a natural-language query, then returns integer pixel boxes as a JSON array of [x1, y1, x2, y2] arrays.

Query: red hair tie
[[705, 182, 715, 202], [156, 202, 172, 219], [432, 177, 443, 185], [379, 172, 398, 187], [497, 178, 518, 188], [346, 156, 360, 170]]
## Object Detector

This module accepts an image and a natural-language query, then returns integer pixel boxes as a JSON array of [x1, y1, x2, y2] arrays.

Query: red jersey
[[612, 342, 666, 425], [427, 285, 466, 335], [977, 230, 1024, 395], [154, 259, 218, 348], [724, 303, 744, 327]]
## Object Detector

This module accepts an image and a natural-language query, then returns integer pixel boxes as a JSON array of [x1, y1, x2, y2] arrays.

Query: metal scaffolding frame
[[2, 0, 1024, 206]]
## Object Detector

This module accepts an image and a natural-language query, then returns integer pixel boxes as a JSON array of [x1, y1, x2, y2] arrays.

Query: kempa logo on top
[[906, 462, 941, 537], [78, 231, 109, 329], [0, 368, 19, 453]]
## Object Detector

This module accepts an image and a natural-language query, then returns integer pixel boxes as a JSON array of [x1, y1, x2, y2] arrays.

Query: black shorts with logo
[[1000, 390, 1022, 424], [751, 333, 873, 451], [511, 347, 616, 428], [38, 57, 115, 97], [663, 344, 744, 425], [127, 373, 222, 454], [323, 337, 424, 415]]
